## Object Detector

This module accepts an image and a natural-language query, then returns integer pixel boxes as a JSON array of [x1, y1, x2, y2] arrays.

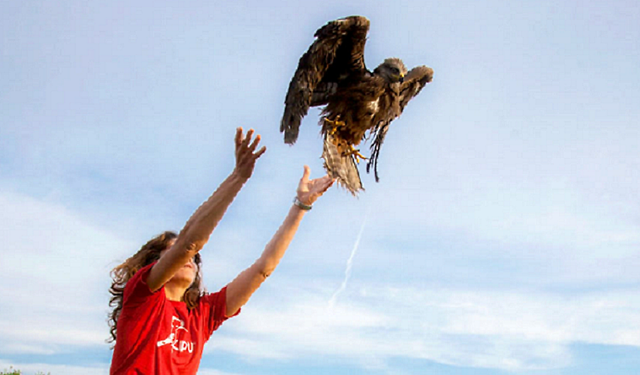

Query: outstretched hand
[[234, 127, 267, 180], [296, 165, 335, 206]]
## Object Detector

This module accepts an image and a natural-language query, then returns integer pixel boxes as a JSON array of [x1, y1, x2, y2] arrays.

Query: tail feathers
[[322, 134, 364, 195]]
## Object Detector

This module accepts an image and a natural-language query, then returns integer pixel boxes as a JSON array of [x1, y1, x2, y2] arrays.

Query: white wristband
[[293, 197, 312, 211]]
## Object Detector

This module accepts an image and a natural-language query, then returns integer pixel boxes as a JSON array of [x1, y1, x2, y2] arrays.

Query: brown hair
[[107, 231, 203, 343]]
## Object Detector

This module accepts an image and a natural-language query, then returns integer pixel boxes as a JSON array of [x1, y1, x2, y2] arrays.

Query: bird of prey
[[280, 15, 433, 195]]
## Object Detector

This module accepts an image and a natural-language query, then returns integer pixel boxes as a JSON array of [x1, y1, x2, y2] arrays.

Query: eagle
[[280, 15, 433, 194]]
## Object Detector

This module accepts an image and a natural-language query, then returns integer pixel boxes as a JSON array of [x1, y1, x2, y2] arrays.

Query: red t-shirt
[[110, 263, 239, 375]]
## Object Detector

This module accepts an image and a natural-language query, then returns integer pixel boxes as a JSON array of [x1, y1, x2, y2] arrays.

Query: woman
[[108, 127, 334, 374]]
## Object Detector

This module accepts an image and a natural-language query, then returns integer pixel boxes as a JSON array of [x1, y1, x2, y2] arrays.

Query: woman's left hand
[[296, 165, 335, 207]]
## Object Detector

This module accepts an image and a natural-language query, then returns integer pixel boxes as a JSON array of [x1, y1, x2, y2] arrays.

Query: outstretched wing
[[366, 65, 434, 181], [280, 16, 370, 144], [398, 65, 433, 111]]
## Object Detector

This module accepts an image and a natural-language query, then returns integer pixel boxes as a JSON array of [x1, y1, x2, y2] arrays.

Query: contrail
[[328, 211, 369, 308]]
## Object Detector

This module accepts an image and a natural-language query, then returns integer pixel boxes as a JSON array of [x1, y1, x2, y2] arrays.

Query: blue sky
[[1, 0, 639, 374]]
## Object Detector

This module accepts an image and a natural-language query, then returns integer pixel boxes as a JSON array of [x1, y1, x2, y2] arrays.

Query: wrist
[[293, 196, 312, 211], [230, 169, 250, 184]]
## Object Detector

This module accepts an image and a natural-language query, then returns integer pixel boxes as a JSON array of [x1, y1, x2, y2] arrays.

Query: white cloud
[[207, 281, 640, 371], [0, 190, 134, 352]]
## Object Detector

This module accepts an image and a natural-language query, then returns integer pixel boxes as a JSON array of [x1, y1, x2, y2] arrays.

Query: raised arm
[[225, 166, 334, 316], [147, 128, 266, 292]]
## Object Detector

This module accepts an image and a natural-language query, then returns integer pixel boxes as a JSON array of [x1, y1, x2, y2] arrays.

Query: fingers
[[235, 127, 265, 157], [249, 134, 261, 152], [235, 127, 254, 148], [297, 166, 311, 196], [315, 175, 335, 193], [242, 129, 255, 149], [308, 174, 334, 195], [301, 165, 311, 182], [235, 127, 243, 148], [323, 175, 335, 188], [255, 145, 267, 158]]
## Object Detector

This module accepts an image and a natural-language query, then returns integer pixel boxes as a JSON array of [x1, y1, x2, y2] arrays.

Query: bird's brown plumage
[[281, 16, 433, 194]]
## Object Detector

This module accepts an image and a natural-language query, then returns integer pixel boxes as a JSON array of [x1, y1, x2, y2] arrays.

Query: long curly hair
[[107, 231, 203, 344]]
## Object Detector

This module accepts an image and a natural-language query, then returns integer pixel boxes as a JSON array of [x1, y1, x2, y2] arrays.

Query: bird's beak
[[399, 73, 405, 83]]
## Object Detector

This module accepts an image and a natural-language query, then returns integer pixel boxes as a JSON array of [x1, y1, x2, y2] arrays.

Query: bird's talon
[[346, 146, 368, 164], [324, 117, 346, 131]]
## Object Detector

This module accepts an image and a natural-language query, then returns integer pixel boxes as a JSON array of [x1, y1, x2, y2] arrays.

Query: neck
[[163, 279, 190, 302]]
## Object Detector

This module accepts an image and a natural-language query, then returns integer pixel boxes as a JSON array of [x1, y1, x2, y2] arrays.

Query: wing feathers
[[399, 66, 433, 111], [280, 16, 370, 144]]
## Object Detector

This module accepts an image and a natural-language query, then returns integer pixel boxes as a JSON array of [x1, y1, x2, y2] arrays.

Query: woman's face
[[160, 239, 198, 286]]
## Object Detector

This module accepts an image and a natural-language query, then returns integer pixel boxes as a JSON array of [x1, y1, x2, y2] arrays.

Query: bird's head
[[374, 58, 407, 84]]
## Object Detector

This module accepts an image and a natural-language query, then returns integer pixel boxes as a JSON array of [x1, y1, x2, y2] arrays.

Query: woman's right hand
[[234, 127, 266, 180]]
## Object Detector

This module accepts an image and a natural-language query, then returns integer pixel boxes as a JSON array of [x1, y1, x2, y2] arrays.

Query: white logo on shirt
[[157, 316, 194, 353]]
